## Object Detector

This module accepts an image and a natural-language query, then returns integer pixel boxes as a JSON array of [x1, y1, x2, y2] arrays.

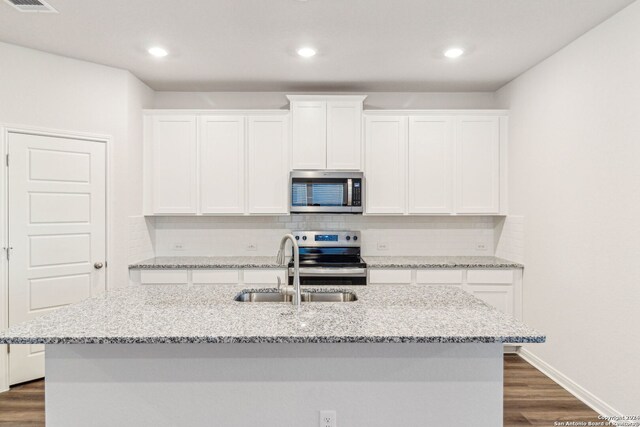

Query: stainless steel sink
[[234, 290, 357, 303], [235, 292, 293, 303], [302, 291, 357, 302]]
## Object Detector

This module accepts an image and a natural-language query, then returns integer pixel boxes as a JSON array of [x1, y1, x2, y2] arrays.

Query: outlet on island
[[319, 410, 336, 427], [172, 243, 185, 251], [377, 242, 389, 251], [246, 244, 258, 252]]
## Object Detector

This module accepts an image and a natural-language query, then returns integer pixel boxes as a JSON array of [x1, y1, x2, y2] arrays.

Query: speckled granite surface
[[129, 256, 283, 269], [129, 255, 522, 270], [0, 285, 543, 344], [363, 256, 523, 269]]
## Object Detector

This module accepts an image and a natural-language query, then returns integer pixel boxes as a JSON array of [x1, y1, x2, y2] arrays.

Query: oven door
[[288, 267, 368, 286], [290, 171, 363, 213]]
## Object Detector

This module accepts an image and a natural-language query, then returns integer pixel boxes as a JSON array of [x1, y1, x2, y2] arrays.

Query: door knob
[[94, 262, 104, 269]]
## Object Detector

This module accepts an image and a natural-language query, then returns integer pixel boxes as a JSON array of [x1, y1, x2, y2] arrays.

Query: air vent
[[4, 0, 57, 13]]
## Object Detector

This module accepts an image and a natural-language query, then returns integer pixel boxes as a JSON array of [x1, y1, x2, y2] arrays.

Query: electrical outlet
[[377, 242, 389, 251], [319, 410, 336, 427], [172, 243, 185, 251], [246, 244, 257, 252], [476, 243, 487, 251]]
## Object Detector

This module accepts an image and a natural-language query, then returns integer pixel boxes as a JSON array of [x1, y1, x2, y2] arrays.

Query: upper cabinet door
[[199, 116, 245, 214], [326, 101, 362, 170], [455, 116, 500, 214], [365, 116, 407, 214], [291, 101, 326, 169], [408, 117, 454, 214], [247, 115, 289, 214], [151, 115, 197, 214]]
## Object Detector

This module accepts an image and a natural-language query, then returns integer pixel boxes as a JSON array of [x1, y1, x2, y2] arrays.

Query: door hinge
[[5, 154, 8, 167], [7, 344, 10, 354], [4, 247, 12, 261]]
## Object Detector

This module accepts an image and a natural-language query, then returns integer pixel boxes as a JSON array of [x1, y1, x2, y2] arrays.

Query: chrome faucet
[[276, 234, 301, 306]]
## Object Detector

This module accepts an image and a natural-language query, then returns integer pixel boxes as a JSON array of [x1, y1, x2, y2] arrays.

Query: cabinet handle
[[94, 262, 104, 270]]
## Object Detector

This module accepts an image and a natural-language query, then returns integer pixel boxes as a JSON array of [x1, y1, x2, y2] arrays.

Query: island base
[[45, 343, 503, 427]]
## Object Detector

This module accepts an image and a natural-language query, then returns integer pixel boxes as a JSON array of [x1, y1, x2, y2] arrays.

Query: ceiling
[[0, 0, 635, 92]]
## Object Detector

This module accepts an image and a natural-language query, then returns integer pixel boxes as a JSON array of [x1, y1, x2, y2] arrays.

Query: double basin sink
[[235, 290, 357, 303]]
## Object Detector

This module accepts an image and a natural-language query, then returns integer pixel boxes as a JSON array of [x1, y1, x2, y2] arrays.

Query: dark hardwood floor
[[0, 355, 602, 426]]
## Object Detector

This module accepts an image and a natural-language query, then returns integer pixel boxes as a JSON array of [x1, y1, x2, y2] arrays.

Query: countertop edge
[[0, 336, 545, 345]]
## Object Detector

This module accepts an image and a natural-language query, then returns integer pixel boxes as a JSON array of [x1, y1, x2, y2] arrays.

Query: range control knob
[[302, 236, 307, 241], [346, 236, 351, 241], [353, 236, 358, 241], [295, 236, 299, 240]]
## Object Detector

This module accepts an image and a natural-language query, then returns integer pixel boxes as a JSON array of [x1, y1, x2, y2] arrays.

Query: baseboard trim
[[518, 347, 622, 418]]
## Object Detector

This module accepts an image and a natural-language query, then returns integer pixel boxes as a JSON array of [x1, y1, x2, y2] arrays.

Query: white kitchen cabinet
[[365, 115, 407, 214], [140, 270, 189, 285], [363, 111, 506, 215], [408, 117, 454, 214], [465, 285, 514, 316], [367, 267, 522, 320], [368, 269, 412, 284], [199, 116, 245, 214], [243, 269, 287, 285], [326, 101, 362, 170], [247, 115, 290, 214], [455, 116, 501, 214], [192, 270, 239, 285], [291, 101, 326, 169], [416, 269, 463, 284], [149, 115, 197, 214], [289, 95, 365, 170]]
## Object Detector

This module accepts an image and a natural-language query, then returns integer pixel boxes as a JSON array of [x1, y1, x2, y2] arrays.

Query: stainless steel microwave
[[290, 171, 363, 214]]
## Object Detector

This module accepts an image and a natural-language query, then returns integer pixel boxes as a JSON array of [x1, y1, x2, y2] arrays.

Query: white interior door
[[7, 132, 106, 385]]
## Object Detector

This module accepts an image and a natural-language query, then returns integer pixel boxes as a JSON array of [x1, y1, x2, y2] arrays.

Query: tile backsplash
[[143, 215, 500, 258], [494, 215, 525, 264]]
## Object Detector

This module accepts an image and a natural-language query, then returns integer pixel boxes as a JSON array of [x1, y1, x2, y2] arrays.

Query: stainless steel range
[[287, 231, 367, 286]]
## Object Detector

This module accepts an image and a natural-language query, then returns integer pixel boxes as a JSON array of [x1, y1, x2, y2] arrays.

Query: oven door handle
[[289, 267, 367, 277]]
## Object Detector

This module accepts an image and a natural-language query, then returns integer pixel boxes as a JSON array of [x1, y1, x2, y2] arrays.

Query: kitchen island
[[0, 284, 544, 427]]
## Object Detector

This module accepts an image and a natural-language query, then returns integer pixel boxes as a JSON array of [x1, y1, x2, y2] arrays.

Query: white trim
[[0, 124, 112, 392], [518, 347, 623, 417], [0, 127, 8, 393], [363, 109, 509, 116], [143, 109, 291, 116], [286, 94, 367, 102]]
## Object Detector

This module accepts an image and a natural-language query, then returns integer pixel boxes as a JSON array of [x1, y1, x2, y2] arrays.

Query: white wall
[[496, 1, 640, 415], [153, 91, 498, 110], [0, 41, 154, 288]]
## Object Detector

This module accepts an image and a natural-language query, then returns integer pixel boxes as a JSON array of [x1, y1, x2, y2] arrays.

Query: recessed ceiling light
[[443, 47, 465, 59], [297, 47, 317, 58], [148, 47, 168, 58]]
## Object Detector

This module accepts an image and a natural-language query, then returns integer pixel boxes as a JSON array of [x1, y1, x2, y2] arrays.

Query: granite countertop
[[363, 256, 523, 269], [129, 256, 282, 269], [0, 285, 544, 345], [129, 256, 523, 270]]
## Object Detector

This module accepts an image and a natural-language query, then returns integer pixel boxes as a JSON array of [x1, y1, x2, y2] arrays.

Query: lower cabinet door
[[140, 270, 189, 285], [243, 269, 287, 286], [465, 284, 514, 316], [192, 269, 239, 285], [368, 269, 412, 284]]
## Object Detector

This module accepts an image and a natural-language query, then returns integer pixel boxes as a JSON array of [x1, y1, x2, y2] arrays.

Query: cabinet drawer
[[467, 269, 514, 284], [243, 269, 286, 285], [140, 270, 188, 285], [368, 269, 412, 284], [192, 269, 239, 284], [416, 269, 463, 284]]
